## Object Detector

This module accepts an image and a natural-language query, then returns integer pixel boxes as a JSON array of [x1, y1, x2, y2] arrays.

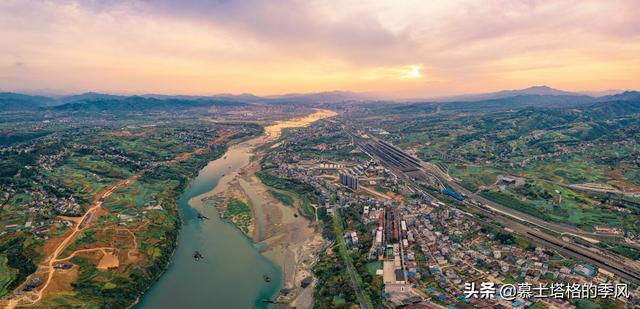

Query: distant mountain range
[[51, 97, 245, 112], [597, 90, 640, 102], [429, 85, 615, 102], [57, 92, 127, 104], [0, 90, 369, 112], [1, 87, 638, 113], [265, 90, 370, 104], [0, 92, 247, 112], [577, 89, 626, 97], [0, 92, 57, 110]]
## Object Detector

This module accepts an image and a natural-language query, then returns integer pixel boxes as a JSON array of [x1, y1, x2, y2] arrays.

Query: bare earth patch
[[97, 250, 119, 271]]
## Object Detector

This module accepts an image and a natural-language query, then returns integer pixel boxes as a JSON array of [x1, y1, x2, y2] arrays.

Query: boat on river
[[197, 212, 209, 220], [193, 251, 204, 260]]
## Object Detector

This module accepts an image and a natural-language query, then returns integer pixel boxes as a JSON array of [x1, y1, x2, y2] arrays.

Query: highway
[[343, 124, 640, 285], [419, 161, 608, 243], [359, 130, 615, 241], [351, 126, 621, 242]]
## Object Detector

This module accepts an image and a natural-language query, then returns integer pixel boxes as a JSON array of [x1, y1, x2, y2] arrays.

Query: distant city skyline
[[1, 0, 639, 98]]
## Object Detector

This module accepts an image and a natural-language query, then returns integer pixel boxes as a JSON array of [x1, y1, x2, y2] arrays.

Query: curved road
[[344, 125, 640, 285], [6, 176, 139, 309]]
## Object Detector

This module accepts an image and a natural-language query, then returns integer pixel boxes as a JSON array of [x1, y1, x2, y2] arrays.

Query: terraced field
[[0, 119, 262, 308], [349, 96, 640, 257], [0, 256, 15, 298]]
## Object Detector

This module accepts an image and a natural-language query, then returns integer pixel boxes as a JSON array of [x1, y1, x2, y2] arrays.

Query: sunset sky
[[1, 0, 639, 97]]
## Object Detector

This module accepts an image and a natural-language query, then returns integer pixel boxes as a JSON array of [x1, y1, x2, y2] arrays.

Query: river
[[135, 109, 336, 309]]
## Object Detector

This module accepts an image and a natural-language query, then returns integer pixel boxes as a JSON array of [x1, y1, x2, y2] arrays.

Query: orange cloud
[[1, 0, 639, 97]]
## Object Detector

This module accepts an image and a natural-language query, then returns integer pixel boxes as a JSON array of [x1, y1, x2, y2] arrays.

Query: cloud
[[0, 0, 639, 96], [78, 0, 419, 65]]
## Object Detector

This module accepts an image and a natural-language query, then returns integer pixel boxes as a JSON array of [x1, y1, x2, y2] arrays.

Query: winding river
[[135, 110, 336, 308]]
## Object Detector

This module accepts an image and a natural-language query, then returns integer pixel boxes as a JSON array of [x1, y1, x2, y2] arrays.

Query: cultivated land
[[0, 99, 264, 308], [2, 90, 640, 308], [349, 96, 640, 242], [251, 92, 640, 308]]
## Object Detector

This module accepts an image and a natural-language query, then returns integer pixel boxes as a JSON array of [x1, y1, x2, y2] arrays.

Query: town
[[259, 116, 640, 308]]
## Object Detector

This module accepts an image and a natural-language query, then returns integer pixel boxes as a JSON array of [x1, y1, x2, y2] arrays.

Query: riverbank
[[238, 150, 325, 305], [135, 131, 283, 308], [197, 109, 335, 306]]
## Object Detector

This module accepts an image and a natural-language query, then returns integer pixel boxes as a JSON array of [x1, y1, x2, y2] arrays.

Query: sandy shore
[[237, 153, 325, 304], [1, 110, 336, 309], [191, 109, 335, 307]]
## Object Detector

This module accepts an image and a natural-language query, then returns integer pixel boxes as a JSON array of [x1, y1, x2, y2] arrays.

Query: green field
[[0, 255, 15, 298], [480, 183, 638, 233], [223, 198, 252, 234], [352, 99, 640, 246], [268, 189, 294, 206], [448, 164, 501, 191], [0, 237, 37, 297], [0, 116, 263, 306]]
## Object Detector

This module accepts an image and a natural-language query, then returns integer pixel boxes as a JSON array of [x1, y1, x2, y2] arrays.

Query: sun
[[401, 65, 422, 79]]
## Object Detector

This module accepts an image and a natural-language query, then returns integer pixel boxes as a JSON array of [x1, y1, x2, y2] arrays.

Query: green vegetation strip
[[0, 255, 15, 297], [267, 189, 294, 206], [0, 237, 37, 293], [257, 169, 317, 220], [480, 190, 553, 221], [332, 211, 374, 308]]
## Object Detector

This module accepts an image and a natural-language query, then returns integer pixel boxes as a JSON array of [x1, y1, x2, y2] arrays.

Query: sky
[[1, 0, 639, 98]]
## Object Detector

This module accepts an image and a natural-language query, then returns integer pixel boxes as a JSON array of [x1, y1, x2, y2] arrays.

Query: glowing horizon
[[1, 0, 639, 98]]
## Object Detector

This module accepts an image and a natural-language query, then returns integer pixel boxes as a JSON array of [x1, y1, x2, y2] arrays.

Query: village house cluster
[[266, 119, 639, 308]]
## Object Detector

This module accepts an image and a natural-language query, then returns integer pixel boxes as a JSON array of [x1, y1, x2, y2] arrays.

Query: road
[[5, 176, 140, 309], [360, 185, 393, 200], [332, 212, 371, 309], [4, 151, 203, 308], [350, 125, 622, 242], [467, 202, 640, 284], [420, 162, 609, 242], [343, 124, 640, 285], [346, 261, 371, 309]]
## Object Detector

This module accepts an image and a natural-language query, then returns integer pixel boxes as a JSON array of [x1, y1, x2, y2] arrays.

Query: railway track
[[345, 124, 640, 285]]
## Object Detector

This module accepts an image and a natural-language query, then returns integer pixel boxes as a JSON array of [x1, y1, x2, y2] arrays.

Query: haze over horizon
[[2, 0, 639, 98]]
